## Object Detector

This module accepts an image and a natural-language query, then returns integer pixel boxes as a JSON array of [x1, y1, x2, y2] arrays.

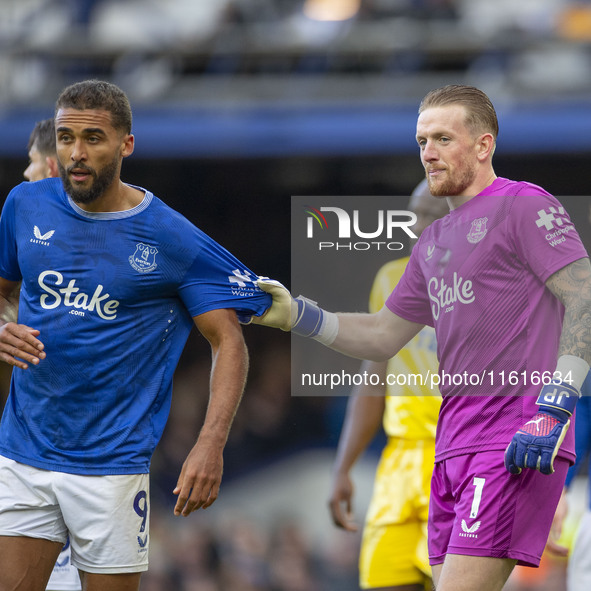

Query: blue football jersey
[[0, 178, 271, 475]]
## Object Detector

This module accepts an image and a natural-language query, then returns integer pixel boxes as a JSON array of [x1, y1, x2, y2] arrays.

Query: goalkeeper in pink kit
[[247, 85, 591, 591]]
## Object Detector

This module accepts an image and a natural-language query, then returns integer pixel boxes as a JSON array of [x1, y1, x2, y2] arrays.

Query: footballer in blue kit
[[0, 178, 268, 474], [0, 80, 271, 591]]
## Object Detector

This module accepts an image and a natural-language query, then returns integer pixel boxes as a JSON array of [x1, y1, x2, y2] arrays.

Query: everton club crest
[[129, 243, 158, 273], [467, 217, 488, 244]]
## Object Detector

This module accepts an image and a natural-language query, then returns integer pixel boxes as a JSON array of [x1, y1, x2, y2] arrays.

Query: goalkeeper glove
[[239, 278, 329, 338], [504, 381, 579, 475], [237, 278, 295, 331]]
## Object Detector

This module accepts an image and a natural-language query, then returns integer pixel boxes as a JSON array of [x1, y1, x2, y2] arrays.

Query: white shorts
[[0, 455, 150, 574]]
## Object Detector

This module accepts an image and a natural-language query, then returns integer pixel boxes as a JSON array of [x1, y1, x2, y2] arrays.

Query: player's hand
[[239, 278, 296, 331], [504, 411, 570, 475], [504, 382, 578, 476], [328, 472, 358, 532], [0, 322, 46, 369], [173, 440, 223, 516], [240, 278, 329, 339]]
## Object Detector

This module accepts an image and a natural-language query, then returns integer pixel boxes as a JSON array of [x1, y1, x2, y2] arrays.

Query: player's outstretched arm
[[250, 278, 424, 362], [331, 307, 423, 361], [0, 276, 45, 370], [173, 308, 248, 516], [329, 361, 387, 532], [505, 258, 591, 475]]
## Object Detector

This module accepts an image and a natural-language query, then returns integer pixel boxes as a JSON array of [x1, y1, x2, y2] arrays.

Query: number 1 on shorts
[[470, 477, 486, 519]]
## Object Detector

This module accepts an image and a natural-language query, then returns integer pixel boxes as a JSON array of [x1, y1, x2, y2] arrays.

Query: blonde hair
[[419, 85, 498, 139]]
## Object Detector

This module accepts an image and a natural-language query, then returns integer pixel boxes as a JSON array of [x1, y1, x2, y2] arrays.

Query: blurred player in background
[[0, 80, 270, 591], [21, 116, 81, 591], [328, 182, 448, 591], [249, 85, 591, 591], [24, 118, 59, 183]]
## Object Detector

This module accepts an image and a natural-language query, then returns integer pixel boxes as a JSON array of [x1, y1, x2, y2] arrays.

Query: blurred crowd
[[4, 0, 591, 43], [2, 0, 591, 105], [140, 511, 361, 591]]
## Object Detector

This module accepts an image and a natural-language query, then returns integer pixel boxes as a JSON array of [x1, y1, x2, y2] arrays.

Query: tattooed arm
[[546, 257, 591, 366], [504, 257, 591, 476]]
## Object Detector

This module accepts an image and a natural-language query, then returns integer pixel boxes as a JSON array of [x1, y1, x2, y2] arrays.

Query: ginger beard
[[426, 160, 477, 197], [58, 156, 119, 205]]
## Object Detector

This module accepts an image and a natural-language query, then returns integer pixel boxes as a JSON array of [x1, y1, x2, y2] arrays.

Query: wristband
[[292, 296, 324, 338], [536, 381, 580, 418], [555, 354, 590, 391], [292, 296, 339, 346]]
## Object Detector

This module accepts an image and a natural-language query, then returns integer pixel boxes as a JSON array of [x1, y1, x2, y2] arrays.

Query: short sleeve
[[508, 196, 588, 283], [177, 229, 271, 318], [0, 189, 22, 281]]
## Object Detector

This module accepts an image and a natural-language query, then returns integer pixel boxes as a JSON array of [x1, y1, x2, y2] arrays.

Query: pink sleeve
[[508, 196, 588, 283]]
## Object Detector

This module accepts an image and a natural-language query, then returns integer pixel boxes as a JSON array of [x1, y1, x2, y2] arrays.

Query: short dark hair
[[55, 80, 132, 134], [28, 118, 56, 156], [419, 85, 499, 139]]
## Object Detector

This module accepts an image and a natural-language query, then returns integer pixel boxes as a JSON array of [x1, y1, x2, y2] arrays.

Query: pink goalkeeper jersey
[[386, 178, 588, 462]]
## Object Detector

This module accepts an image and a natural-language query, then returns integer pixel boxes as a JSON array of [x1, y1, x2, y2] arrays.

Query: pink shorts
[[428, 450, 568, 567]]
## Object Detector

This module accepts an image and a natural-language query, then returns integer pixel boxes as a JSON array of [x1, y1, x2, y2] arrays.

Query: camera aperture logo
[[304, 204, 417, 251]]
